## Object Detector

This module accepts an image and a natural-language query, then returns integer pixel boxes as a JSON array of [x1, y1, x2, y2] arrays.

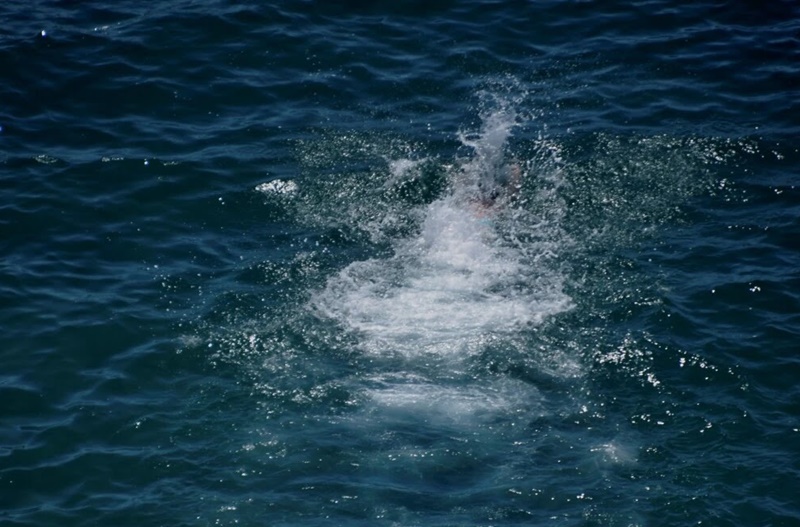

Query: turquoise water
[[2, 2, 799, 526]]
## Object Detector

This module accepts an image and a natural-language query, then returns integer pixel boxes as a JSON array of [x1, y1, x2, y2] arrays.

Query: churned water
[[2, 2, 799, 526]]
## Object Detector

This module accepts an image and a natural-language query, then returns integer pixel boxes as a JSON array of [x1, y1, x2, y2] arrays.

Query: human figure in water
[[472, 160, 522, 219]]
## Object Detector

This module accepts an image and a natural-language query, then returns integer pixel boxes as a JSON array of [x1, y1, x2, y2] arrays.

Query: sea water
[[2, 2, 799, 526]]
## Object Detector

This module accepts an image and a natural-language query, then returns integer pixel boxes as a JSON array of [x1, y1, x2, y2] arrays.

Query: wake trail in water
[[309, 98, 575, 424]]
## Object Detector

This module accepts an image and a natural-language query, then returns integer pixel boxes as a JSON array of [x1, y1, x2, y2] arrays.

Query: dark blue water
[[2, 2, 799, 526]]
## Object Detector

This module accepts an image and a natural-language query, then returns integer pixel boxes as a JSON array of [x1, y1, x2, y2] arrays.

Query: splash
[[310, 102, 572, 362]]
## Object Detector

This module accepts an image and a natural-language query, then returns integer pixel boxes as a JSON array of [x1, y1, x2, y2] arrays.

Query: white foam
[[364, 373, 541, 424], [255, 179, 298, 195], [311, 192, 563, 357], [308, 97, 574, 426], [312, 150, 570, 358]]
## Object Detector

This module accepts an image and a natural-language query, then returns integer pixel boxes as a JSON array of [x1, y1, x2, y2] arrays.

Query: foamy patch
[[363, 373, 542, 424], [309, 89, 574, 360], [255, 179, 298, 195], [311, 194, 570, 357], [307, 89, 575, 435]]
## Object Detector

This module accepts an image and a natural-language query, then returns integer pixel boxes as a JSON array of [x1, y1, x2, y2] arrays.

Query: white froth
[[308, 96, 574, 427], [255, 179, 298, 195], [363, 373, 541, 424], [312, 192, 564, 357]]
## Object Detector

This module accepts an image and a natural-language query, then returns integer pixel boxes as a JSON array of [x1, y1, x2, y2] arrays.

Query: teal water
[[2, 2, 799, 526]]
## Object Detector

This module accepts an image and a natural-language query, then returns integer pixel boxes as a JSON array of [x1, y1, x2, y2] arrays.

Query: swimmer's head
[[477, 181, 502, 207]]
